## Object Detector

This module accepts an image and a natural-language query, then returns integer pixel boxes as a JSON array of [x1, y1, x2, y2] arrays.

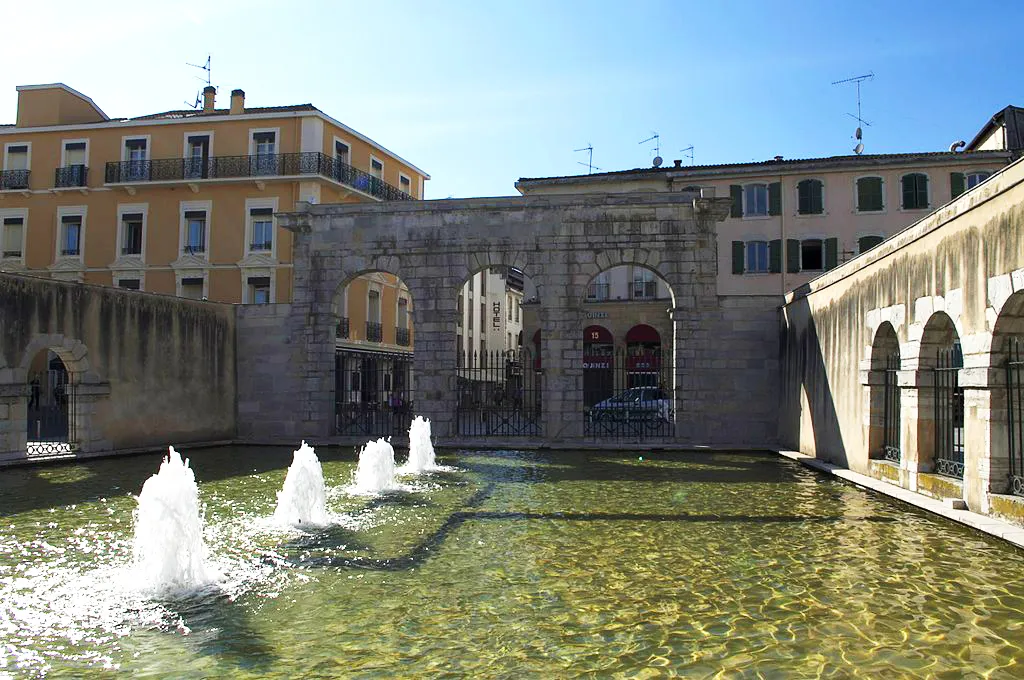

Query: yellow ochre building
[[0, 83, 428, 311]]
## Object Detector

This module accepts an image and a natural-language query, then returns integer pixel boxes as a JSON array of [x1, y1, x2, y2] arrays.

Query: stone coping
[[777, 449, 1024, 550]]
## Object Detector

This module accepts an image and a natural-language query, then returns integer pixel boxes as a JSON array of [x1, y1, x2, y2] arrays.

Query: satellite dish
[[853, 142, 864, 155], [652, 156, 663, 167], [855, 127, 862, 140]]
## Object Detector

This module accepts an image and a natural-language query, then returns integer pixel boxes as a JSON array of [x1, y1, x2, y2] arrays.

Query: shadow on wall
[[779, 294, 848, 466]]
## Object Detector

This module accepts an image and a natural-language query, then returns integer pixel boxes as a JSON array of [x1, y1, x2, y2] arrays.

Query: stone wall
[[0, 274, 235, 461], [780, 157, 1024, 515], [232, 190, 780, 447]]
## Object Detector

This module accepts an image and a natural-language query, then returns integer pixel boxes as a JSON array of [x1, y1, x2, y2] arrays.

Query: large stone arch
[[266, 191, 772, 445], [914, 311, 963, 477], [986, 290, 1024, 496], [865, 322, 901, 465]]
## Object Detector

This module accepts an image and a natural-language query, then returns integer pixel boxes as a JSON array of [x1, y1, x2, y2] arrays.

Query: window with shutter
[[729, 185, 743, 218], [731, 241, 745, 274], [800, 239, 824, 271], [2, 216, 24, 258], [950, 172, 966, 199], [824, 237, 838, 270], [744, 183, 768, 217], [768, 182, 782, 216], [797, 179, 824, 215], [856, 177, 884, 212], [746, 241, 769, 273], [966, 171, 991, 189], [858, 235, 884, 253], [901, 173, 929, 210], [786, 239, 800, 273], [769, 239, 782, 273]]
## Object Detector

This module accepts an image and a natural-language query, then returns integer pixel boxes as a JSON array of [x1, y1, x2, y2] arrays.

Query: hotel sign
[[492, 301, 502, 329]]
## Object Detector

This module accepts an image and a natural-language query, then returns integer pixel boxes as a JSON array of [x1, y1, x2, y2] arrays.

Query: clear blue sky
[[3, 0, 1020, 199]]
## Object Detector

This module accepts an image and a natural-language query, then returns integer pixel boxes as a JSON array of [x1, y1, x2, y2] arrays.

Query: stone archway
[[988, 290, 1024, 496], [866, 322, 901, 465], [916, 312, 964, 479]]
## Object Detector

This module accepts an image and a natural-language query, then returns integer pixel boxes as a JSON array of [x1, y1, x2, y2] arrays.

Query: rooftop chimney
[[230, 89, 245, 115], [202, 86, 216, 112], [773, 155, 784, 162], [673, 159, 682, 168]]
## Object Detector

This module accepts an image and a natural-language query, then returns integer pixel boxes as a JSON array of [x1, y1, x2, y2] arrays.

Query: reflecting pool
[[2, 447, 1024, 677]]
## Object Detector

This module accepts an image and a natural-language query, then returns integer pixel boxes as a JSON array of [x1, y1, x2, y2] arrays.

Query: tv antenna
[[679, 145, 694, 165], [639, 132, 662, 167], [185, 55, 213, 109], [832, 72, 873, 154], [574, 144, 601, 174]]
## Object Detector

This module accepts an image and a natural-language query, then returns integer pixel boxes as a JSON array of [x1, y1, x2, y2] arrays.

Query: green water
[[2, 447, 1024, 678]]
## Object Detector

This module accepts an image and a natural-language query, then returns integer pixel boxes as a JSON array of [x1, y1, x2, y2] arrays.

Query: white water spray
[[352, 438, 398, 494], [400, 416, 437, 473], [132, 446, 215, 593], [273, 441, 329, 526]]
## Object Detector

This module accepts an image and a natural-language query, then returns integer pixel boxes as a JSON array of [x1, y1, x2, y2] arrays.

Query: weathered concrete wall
[[781, 157, 1024, 515], [236, 303, 301, 441], [0, 274, 235, 461], [236, 191, 780, 446]]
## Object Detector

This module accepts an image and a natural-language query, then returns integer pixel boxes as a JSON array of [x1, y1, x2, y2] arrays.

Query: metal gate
[[335, 349, 412, 437], [881, 352, 901, 462], [934, 345, 964, 478], [584, 348, 673, 439], [1007, 337, 1024, 496], [456, 348, 541, 436], [26, 368, 77, 453]]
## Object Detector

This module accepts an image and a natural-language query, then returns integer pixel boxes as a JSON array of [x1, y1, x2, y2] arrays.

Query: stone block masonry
[[238, 191, 781, 447]]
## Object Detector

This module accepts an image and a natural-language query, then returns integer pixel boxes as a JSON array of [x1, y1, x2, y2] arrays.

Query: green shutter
[[769, 182, 782, 216], [858, 235, 883, 253], [769, 239, 782, 273], [824, 237, 838, 270], [786, 238, 801, 273], [902, 175, 915, 209], [812, 180, 823, 214], [730, 185, 743, 217], [731, 241, 745, 274], [797, 180, 809, 214], [917, 174, 929, 208], [950, 172, 966, 199], [858, 177, 883, 211]]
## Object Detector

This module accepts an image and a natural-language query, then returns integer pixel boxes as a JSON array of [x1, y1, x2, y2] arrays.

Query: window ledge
[[741, 214, 774, 221], [855, 209, 887, 215]]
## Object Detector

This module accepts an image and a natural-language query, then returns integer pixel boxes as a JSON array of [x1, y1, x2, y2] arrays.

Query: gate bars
[[1008, 337, 1024, 496], [583, 347, 673, 440], [335, 349, 413, 438], [934, 345, 965, 479], [456, 348, 541, 436]]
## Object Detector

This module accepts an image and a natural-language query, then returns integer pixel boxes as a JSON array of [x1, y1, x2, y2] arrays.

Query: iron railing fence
[[335, 349, 413, 438], [934, 345, 965, 478], [54, 165, 88, 188], [583, 347, 673, 440], [456, 349, 541, 436], [366, 321, 383, 343], [0, 169, 30, 190], [882, 352, 901, 462], [26, 368, 77, 452], [396, 327, 410, 346], [104, 152, 413, 201], [1008, 337, 1024, 496], [337, 317, 350, 339]]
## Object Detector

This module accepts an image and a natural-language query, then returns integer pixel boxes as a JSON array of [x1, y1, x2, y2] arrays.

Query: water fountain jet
[[400, 416, 437, 473], [352, 438, 398, 494], [273, 441, 329, 526], [132, 446, 215, 594]]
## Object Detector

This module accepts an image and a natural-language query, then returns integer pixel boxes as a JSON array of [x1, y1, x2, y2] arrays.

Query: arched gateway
[[251, 191, 779, 445]]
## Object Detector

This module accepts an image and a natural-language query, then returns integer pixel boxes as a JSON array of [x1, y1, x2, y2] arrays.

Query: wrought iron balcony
[[396, 327, 410, 346], [60, 248, 80, 256], [55, 165, 88, 188], [0, 169, 30, 190], [366, 321, 383, 343], [104, 152, 413, 201], [2, 249, 22, 258], [121, 246, 142, 256], [337, 317, 350, 339], [250, 240, 273, 252]]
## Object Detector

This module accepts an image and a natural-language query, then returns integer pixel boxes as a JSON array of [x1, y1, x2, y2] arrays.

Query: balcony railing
[[55, 165, 88, 188], [0, 169, 30, 190], [121, 245, 142, 256], [250, 240, 273, 252], [337, 317, 350, 339], [396, 327, 410, 346], [2, 250, 22, 258], [104, 152, 413, 202], [366, 321, 383, 343]]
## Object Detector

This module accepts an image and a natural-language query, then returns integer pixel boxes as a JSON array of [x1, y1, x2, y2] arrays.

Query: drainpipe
[[779, 171, 786, 296]]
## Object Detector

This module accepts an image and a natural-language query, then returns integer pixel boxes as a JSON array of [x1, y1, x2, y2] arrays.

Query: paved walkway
[[777, 449, 1024, 550]]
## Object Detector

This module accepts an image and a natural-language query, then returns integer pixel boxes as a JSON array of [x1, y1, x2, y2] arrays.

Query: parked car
[[588, 387, 672, 422]]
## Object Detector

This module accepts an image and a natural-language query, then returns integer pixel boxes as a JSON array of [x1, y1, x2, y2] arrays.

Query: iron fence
[[584, 348, 673, 439], [882, 352, 901, 462], [366, 321, 383, 343], [1008, 337, 1024, 496], [396, 327, 410, 346], [934, 346, 964, 478], [0, 169, 30, 190], [335, 349, 412, 438], [456, 349, 541, 436], [26, 368, 77, 452], [54, 165, 88, 188], [337, 317, 350, 339], [104, 152, 413, 201]]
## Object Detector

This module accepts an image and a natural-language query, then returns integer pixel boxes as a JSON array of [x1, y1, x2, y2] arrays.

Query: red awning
[[625, 324, 660, 344], [583, 325, 613, 344]]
